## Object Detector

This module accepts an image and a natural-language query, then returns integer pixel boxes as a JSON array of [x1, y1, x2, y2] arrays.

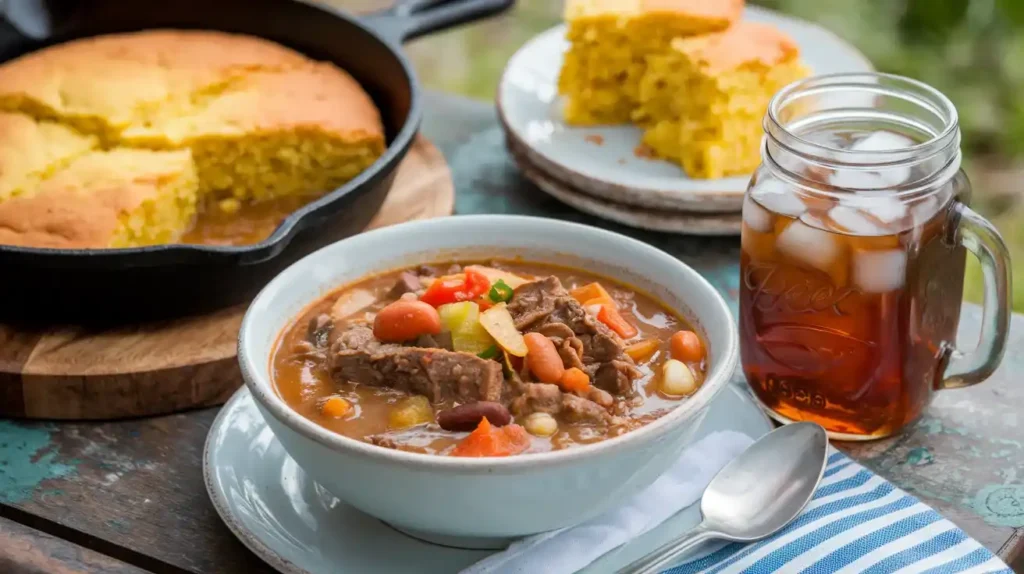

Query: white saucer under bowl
[[497, 6, 874, 213], [507, 137, 742, 236], [205, 384, 771, 574]]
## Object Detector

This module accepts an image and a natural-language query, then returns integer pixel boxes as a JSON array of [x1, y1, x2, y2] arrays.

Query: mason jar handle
[[940, 204, 1013, 389]]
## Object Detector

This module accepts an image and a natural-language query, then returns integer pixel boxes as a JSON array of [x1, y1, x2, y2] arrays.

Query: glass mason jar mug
[[740, 73, 1012, 440]]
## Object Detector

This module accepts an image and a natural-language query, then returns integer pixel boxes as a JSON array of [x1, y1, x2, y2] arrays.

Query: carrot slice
[[570, 282, 614, 306], [592, 302, 638, 339], [450, 418, 531, 457], [559, 367, 591, 393], [624, 339, 660, 362]]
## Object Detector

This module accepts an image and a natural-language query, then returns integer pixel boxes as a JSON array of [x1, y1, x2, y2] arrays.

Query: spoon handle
[[616, 522, 718, 574]]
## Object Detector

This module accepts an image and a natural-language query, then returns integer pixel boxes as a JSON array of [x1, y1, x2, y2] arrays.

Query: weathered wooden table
[[1, 93, 1022, 573]]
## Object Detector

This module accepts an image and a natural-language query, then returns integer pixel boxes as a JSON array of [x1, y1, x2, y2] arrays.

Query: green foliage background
[[336, 0, 1023, 311]]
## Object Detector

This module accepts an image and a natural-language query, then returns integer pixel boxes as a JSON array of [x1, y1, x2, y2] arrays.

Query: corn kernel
[[523, 412, 558, 437]]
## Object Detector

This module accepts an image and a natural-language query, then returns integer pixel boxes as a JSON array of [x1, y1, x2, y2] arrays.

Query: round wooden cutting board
[[0, 137, 455, 420]]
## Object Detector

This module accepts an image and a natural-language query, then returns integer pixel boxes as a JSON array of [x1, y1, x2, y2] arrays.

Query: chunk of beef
[[330, 325, 503, 403], [587, 387, 615, 408], [417, 264, 442, 277], [581, 332, 625, 364], [507, 276, 639, 395], [510, 382, 612, 425], [557, 337, 586, 371], [536, 322, 574, 340], [562, 393, 612, 424], [594, 360, 642, 396], [411, 331, 454, 351], [387, 271, 422, 299], [511, 383, 563, 416], [307, 313, 334, 348]]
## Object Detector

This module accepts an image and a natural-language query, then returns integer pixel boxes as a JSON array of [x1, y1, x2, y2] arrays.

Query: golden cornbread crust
[[0, 112, 98, 201], [558, 0, 743, 125], [0, 30, 385, 249], [0, 149, 197, 249], [558, 2, 812, 180], [639, 21, 810, 178]]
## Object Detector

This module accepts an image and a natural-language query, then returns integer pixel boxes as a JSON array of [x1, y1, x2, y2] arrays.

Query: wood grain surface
[[0, 137, 454, 421], [0, 516, 148, 574]]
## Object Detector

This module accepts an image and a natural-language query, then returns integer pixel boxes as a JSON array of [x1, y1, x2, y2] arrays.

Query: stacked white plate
[[497, 6, 874, 236]]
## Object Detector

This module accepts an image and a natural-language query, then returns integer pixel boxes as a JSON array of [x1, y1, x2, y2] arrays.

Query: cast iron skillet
[[0, 0, 512, 323]]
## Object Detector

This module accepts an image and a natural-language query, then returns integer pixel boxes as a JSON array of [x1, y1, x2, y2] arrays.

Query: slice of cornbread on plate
[[558, 0, 743, 125], [0, 30, 309, 142], [638, 21, 810, 179], [0, 148, 198, 249], [0, 112, 98, 201], [120, 63, 386, 211]]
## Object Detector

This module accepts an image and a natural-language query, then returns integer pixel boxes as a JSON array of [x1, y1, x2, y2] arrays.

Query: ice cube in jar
[[852, 248, 908, 293], [776, 219, 849, 287], [748, 178, 807, 219], [829, 131, 917, 188]]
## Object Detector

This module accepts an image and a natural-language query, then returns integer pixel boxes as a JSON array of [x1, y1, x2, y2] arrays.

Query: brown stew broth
[[272, 261, 706, 455]]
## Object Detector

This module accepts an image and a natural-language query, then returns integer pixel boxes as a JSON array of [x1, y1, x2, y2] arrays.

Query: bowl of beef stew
[[239, 215, 737, 546]]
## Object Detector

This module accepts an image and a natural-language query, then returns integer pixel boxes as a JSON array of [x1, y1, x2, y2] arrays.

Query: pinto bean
[[373, 300, 441, 342], [524, 332, 565, 384], [437, 401, 511, 431]]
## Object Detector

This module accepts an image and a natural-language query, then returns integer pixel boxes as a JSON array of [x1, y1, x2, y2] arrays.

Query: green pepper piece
[[488, 279, 514, 303]]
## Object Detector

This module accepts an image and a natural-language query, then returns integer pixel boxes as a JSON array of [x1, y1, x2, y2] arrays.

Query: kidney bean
[[437, 401, 511, 431]]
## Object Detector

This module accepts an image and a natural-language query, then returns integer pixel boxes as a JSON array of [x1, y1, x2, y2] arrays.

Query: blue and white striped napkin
[[464, 434, 1011, 574], [668, 451, 1012, 574]]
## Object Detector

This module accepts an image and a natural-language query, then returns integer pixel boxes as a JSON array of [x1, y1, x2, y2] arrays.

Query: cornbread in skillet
[[0, 148, 198, 249], [558, 0, 743, 125], [0, 31, 310, 143], [0, 30, 385, 248], [638, 22, 809, 179], [0, 112, 97, 201], [120, 63, 386, 207]]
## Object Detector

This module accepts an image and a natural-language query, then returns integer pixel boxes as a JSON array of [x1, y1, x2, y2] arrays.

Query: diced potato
[[660, 359, 698, 396], [523, 412, 558, 437], [389, 395, 434, 429], [624, 339, 660, 362], [438, 302, 495, 355], [478, 303, 528, 357], [465, 265, 530, 289], [330, 288, 377, 320]]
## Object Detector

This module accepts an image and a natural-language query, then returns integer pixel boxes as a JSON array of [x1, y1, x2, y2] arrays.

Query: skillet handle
[[363, 0, 514, 45]]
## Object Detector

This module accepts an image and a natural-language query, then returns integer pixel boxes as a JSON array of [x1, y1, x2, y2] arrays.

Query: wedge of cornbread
[[0, 148, 198, 248], [0, 30, 309, 143], [558, 0, 743, 125], [638, 21, 810, 179], [120, 63, 385, 208], [0, 112, 97, 201], [0, 30, 386, 248]]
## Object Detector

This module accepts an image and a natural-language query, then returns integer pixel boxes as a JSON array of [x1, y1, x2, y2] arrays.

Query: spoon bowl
[[702, 421, 829, 541], [619, 421, 829, 574]]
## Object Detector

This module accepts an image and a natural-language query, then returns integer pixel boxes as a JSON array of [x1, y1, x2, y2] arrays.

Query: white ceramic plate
[[205, 384, 772, 574], [497, 6, 874, 213], [507, 137, 742, 236]]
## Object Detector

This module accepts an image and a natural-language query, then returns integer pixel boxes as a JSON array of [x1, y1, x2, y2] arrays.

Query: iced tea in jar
[[740, 73, 1012, 440]]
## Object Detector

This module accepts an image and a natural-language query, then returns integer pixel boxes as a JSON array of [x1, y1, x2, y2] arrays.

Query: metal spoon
[[617, 421, 829, 574]]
